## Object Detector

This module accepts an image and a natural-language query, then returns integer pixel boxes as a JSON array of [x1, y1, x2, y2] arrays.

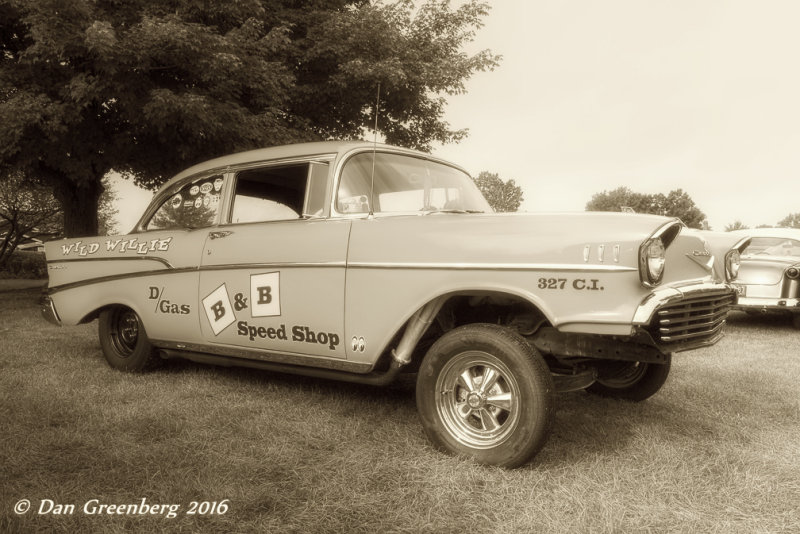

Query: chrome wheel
[[435, 351, 521, 449]]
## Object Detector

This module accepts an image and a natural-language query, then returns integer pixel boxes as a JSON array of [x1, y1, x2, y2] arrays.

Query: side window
[[303, 162, 330, 218], [231, 163, 328, 224], [147, 174, 224, 230]]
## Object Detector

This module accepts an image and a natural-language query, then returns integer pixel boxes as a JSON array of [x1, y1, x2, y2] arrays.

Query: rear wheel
[[416, 324, 555, 468], [586, 356, 671, 402], [98, 307, 160, 372]]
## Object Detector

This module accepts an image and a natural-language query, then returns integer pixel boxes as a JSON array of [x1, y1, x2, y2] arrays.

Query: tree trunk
[[52, 176, 104, 238]]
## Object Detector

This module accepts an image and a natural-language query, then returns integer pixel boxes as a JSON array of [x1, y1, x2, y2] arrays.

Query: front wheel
[[586, 356, 671, 402], [98, 307, 160, 372], [416, 324, 555, 468]]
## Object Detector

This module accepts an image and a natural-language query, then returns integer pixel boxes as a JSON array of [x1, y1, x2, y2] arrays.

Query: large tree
[[473, 171, 523, 212], [586, 186, 707, 229], [0, 0, 498, 236]]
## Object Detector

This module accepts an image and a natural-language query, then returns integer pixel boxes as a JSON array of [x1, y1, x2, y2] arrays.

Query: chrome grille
[[647, 290, 736, 350]]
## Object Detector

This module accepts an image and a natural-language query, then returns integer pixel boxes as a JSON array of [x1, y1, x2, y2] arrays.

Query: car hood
[[361, 211, 672, 260], [355, 211, 697, 274]]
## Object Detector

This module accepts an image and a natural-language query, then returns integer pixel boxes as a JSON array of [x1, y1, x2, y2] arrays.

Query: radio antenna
[[368, 82, 380, 218]]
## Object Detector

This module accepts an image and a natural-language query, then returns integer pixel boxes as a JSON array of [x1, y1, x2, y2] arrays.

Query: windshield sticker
[[171, 194, 182, 208], [214, 178, 223, 191], [60, 237, 173, 256], [189, 185, 200, 196], [200, 182, 213, 194], [202, 284, 235, 335], [250, 272, 281, 317]]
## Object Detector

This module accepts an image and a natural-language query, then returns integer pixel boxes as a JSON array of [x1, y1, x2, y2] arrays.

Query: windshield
[[336, 152, 491, 215], [743, 237, 800, 257]]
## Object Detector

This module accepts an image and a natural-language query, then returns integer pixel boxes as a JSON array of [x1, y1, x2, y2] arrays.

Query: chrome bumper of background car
[[632, 282, 736, 353], [734, 297, 800, 310]]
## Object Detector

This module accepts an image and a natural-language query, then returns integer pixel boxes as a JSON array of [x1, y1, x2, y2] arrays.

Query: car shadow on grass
[[153, 357, 673, 467]]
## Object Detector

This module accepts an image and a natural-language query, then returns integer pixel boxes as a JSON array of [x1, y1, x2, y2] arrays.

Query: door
[[197, 161, 351, 359]]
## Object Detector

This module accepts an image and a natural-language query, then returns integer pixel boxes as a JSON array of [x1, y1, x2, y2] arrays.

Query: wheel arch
[[380, 287, 554, 370], [77, 299, 145, 326]]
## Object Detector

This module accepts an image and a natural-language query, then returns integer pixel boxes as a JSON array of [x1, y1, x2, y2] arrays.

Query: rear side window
[[146, 174, 225, 230]]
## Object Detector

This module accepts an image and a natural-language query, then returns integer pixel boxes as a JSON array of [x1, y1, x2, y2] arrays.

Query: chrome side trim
[[348, 262, 637, 272], [152, 340, 373, 373], [200, 261, 346, 271], [46, 261, 348, 294], [48, 259, 634, 295], [47, 267, 199, 295], [48, 256, 175, 268]]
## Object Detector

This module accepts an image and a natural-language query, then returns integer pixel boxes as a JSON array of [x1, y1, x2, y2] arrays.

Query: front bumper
[[40, 295, 62, 326], [632, 282, 736, 353], [733, 296, 800, 312]]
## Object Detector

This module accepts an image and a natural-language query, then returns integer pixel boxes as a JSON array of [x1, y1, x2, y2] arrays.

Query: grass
[[1, 286, 799, 533]]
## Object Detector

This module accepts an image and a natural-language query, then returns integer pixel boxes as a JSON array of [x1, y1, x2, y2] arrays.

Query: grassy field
[[1, 285, 799, 533]]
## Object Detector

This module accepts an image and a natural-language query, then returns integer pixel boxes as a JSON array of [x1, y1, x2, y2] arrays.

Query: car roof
[[160, 140, 428, 193], [730, 227, 800, 239]]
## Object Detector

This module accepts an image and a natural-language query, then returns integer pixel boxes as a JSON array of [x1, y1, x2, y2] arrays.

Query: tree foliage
[[0, 172, 120, 267], [724, 220, 749, 232], [585, 186, 706, 229], [472, 171, 523, 212], [777, 212, 800, 229], [0, 0, 499, 236], [0, 172, 60, 266]]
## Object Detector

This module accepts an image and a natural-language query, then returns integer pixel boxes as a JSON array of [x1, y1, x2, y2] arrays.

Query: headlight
[[639, 238, 666, 287], [787, 266, 800, 280], [725, 249, 741, 280]]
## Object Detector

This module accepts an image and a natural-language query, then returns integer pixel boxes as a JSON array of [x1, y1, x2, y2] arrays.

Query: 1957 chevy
[[43, 141, 743, 467]]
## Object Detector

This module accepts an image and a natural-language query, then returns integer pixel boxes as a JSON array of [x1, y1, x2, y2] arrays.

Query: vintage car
[[43, 141, 743, 467], [728, 227, 800, 328]]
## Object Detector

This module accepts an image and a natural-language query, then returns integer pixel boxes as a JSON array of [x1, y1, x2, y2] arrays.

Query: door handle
[[209, 230, 233, 240]]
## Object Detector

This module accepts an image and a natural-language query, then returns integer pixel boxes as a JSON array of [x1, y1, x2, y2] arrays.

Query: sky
[[114, 0, 800, 233], [432, 0, 800, 231]]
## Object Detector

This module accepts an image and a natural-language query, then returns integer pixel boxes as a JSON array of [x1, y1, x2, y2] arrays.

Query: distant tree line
[[585, 186, 706, 229]]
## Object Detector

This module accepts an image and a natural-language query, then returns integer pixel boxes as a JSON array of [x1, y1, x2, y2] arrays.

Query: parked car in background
[[43, 141, 743, 467], [729, 227, 800, 328]]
